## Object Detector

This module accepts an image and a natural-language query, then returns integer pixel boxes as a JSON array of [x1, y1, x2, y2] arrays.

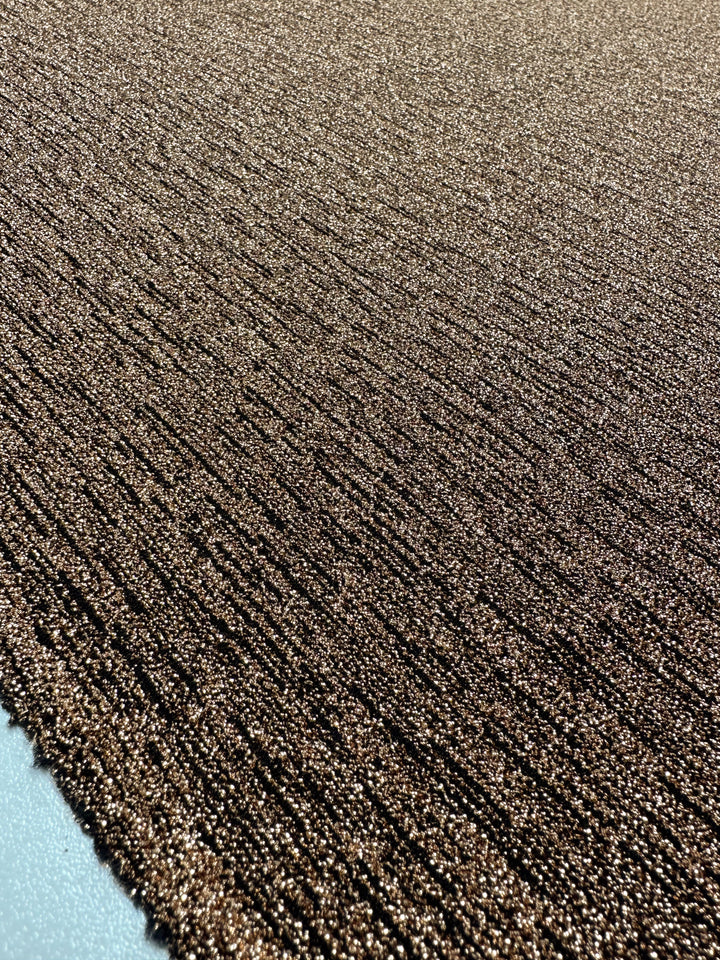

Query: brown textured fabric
[[1, 0, 720, 957]]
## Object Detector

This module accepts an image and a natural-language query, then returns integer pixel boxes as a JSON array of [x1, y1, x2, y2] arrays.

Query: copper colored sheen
[[1, 0, 719, 958]]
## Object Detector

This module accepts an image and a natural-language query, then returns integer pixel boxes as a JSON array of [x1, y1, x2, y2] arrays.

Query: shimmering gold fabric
[[1, 0, 719, 957]]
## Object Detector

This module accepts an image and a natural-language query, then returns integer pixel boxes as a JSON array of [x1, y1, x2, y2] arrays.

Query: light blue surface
[[0, 706, 168, 960]]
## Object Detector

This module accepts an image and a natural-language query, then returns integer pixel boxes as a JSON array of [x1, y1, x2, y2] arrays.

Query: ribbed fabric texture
[[1, 1, 719, 957]]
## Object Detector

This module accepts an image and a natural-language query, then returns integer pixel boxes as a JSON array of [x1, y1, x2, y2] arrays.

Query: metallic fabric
[[1, 0, 719, 957]]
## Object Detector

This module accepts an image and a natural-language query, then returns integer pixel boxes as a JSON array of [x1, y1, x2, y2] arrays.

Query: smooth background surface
[[0, 706, 167, 960]]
